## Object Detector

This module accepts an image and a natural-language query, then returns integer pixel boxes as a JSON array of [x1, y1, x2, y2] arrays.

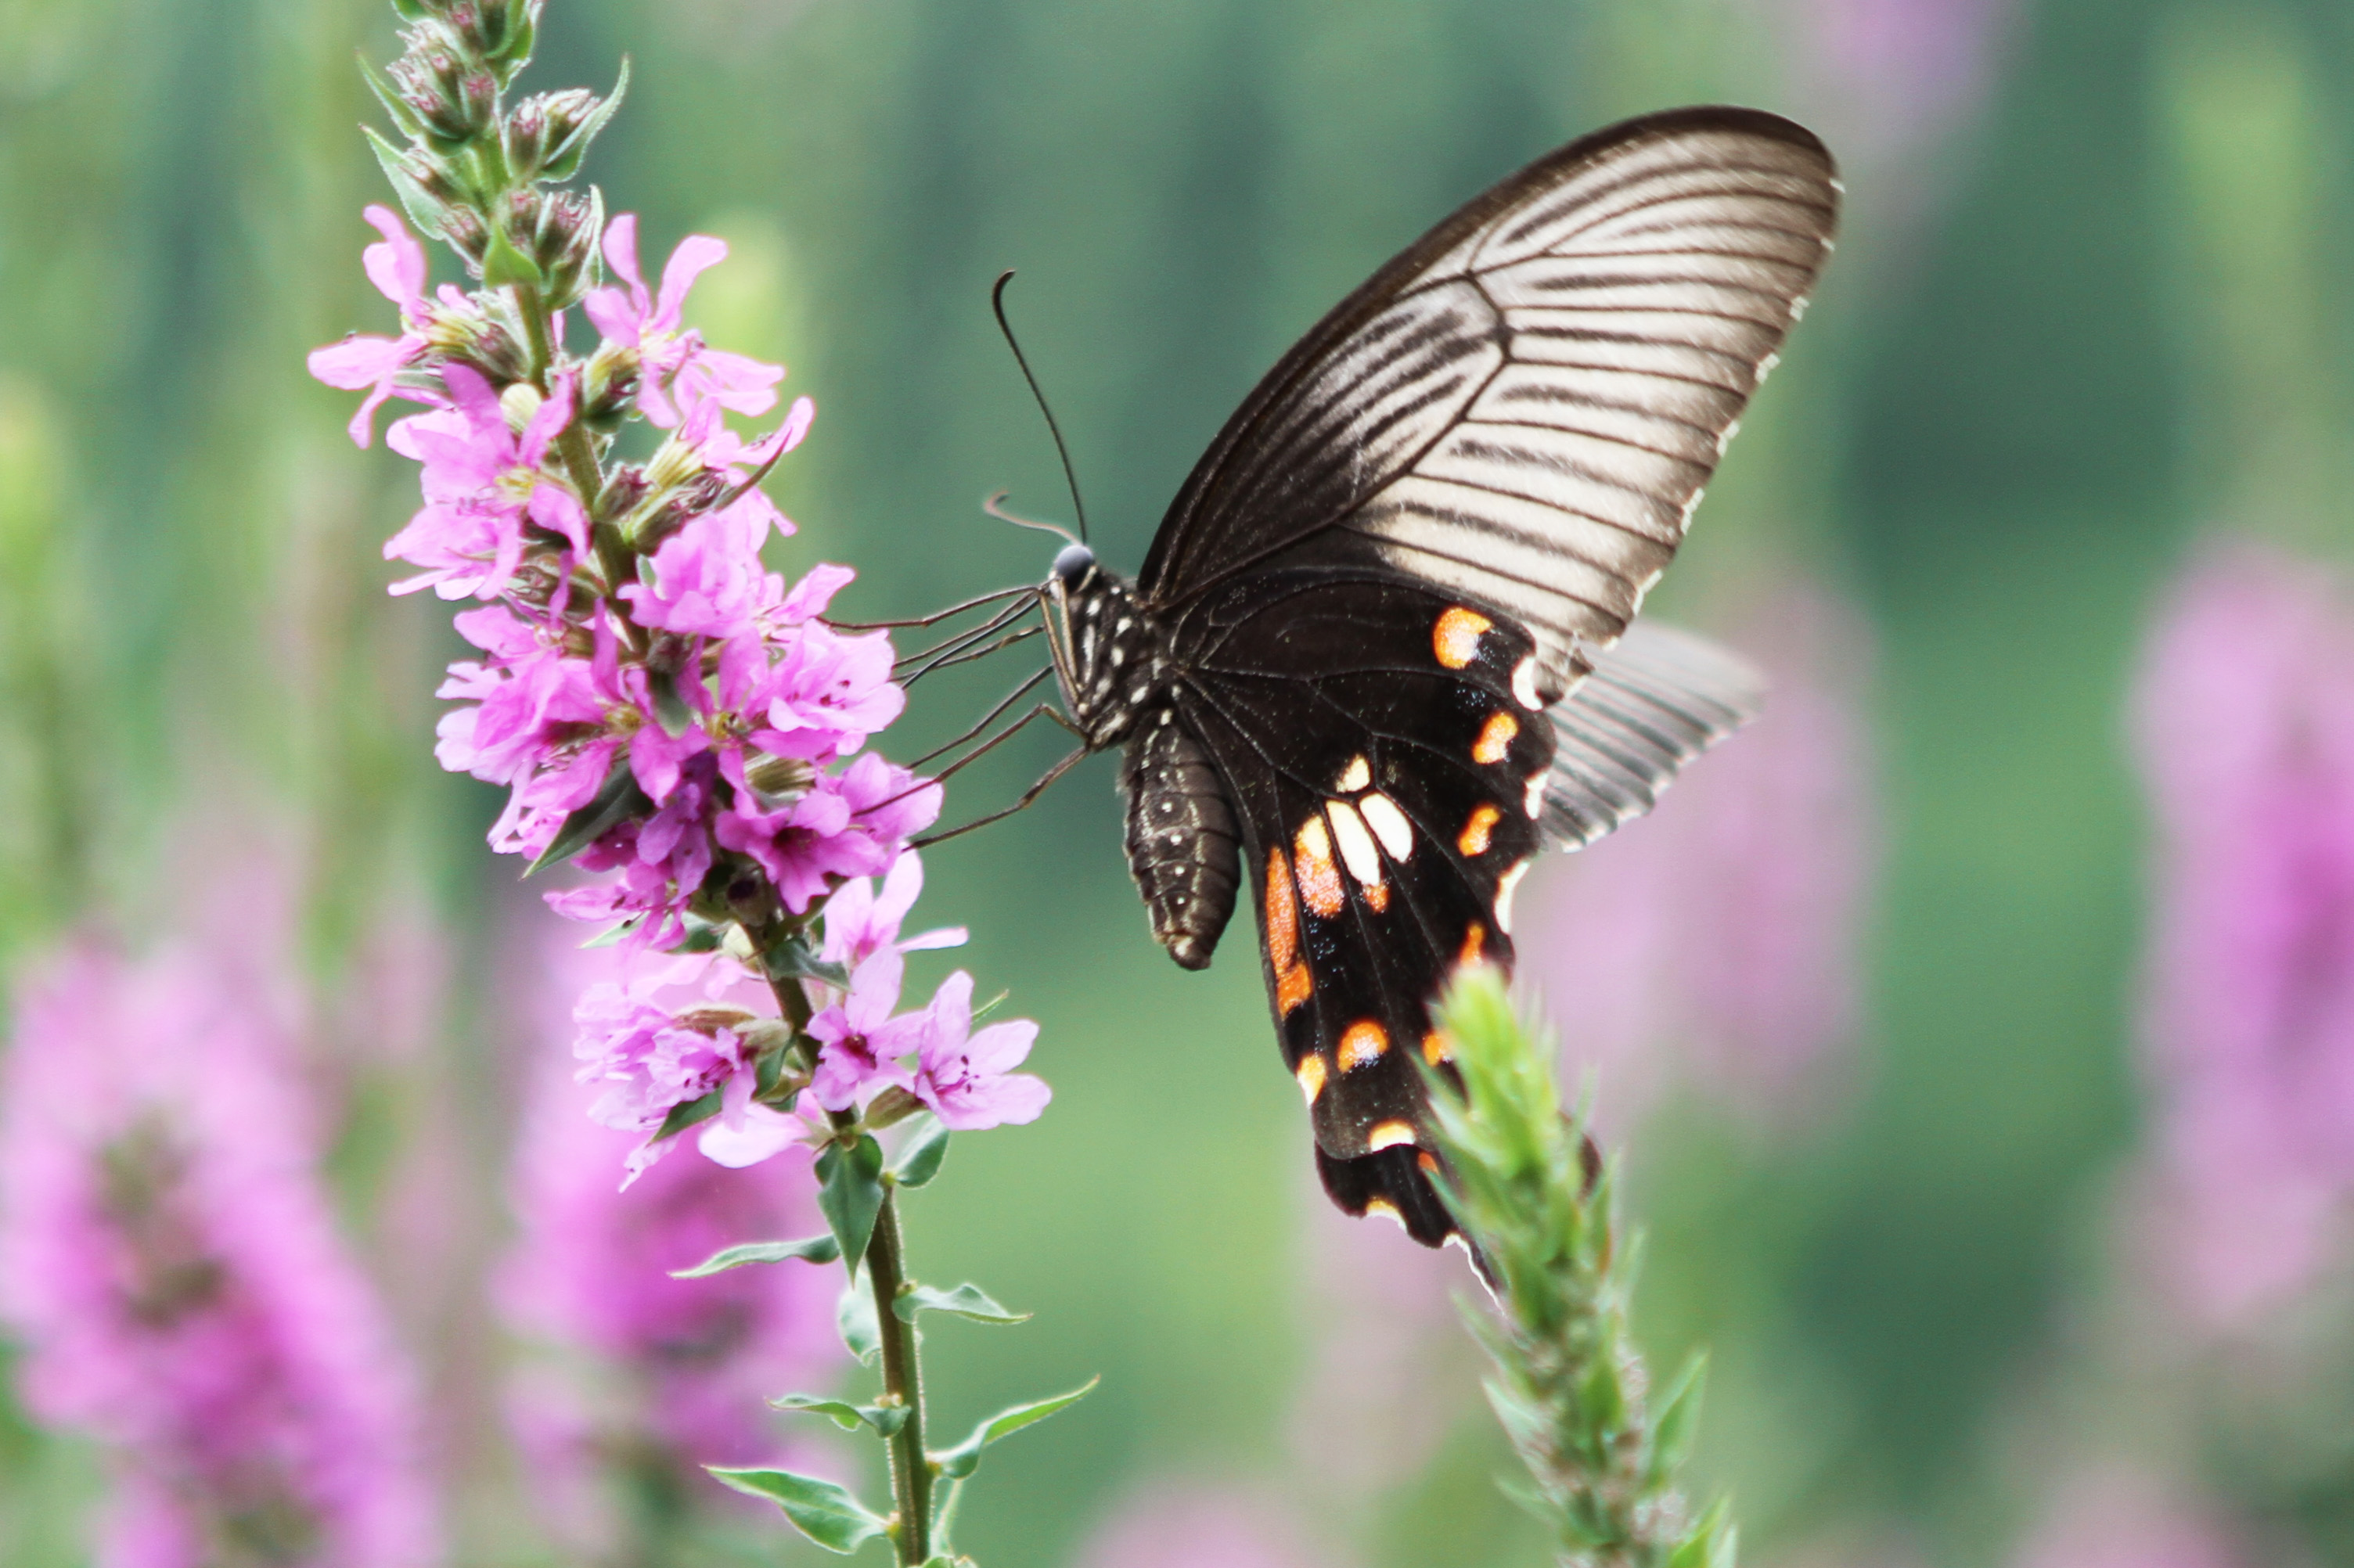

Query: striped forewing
[[1142, 107, 1837, 703]]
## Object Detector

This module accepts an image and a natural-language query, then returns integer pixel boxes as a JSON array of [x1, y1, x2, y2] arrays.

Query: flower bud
[[438, 207, 488, 265], [503, 88, 600, 182], [743, 755, 816, 804], [388, 32, 495, 146], [501, 189, 599, 310], [581, 340, 640, 427]]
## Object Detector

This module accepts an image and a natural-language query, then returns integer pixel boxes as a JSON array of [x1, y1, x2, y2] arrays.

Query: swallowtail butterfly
[[970, 106, 1837, 1246]]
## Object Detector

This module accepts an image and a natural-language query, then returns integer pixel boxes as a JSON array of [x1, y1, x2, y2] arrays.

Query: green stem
[[513, 279, 642, 628], [755, 924, 933, 1563], [863, 1192, 933, 1563]]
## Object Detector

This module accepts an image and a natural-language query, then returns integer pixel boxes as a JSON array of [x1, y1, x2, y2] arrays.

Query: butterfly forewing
[[1138, 106, 1837, 705]]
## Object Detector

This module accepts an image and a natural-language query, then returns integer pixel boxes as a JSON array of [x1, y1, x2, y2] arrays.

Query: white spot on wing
[[1326, 801, 1383, 889], [1334, 753, 1372, 793], [1494, 859, 1531, 934], [1511, 656, 1542, 711], [1524, 771, 1546, 819], [1359, 793, 1413, 861]]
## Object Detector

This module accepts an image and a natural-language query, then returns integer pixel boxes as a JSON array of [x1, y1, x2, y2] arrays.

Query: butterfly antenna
[[982, 490, 1079, 547], [992, 270, 1090, 544]]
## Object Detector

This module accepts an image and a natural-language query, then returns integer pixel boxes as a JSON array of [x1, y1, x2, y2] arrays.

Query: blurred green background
[[4, 0, 2354, 1563]]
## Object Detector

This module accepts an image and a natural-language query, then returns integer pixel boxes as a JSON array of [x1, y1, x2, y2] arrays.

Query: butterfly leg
[[907, 666, 1055, 768], [912, 743, 1090, 849]]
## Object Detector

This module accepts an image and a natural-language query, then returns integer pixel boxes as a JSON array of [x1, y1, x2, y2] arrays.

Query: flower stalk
[[315, 3, 1084, 1559], [1426, 967, 1730, 1568]]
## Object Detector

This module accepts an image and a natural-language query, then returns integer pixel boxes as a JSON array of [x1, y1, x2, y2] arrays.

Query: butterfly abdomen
[[1118, 710, 1241, 970]]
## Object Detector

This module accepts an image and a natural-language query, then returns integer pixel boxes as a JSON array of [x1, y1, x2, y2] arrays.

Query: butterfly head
[[1041, 548, 1170, 749]]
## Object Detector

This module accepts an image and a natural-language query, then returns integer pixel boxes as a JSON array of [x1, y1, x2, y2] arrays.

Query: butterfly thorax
[[1042, 544, 1176, 749]]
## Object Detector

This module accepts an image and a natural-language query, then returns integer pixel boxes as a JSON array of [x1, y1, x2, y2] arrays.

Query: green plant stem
[[512, 279, 641, 624], [755, 922, 934, 1564], [863, 1191, 933, 1563]]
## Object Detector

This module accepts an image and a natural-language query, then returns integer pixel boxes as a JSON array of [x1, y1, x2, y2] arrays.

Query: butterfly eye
[[1052, 542, 1096, 588]]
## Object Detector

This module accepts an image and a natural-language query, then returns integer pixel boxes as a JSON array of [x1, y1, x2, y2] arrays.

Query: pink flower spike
[[912, 970, 1050, 1131], [586, 214, 750, 427], [308, 206, 440, 445]]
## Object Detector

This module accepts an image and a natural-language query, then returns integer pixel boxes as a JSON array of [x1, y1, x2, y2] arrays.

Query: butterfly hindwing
[[1162, 572, 1553, 1240]]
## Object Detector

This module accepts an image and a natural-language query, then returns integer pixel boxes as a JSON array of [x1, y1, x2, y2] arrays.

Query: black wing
[[1138, 106, 1837, 703], [1171, 570, 1555, 1245]]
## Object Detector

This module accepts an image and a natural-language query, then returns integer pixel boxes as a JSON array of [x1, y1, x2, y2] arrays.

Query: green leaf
[[580, 918, 642, 948], [891, 1117, 951, 1189], [653, 1086, 724, 1143], [541, 57, 631, 182], [356, 53, 426, 141], [648, 665, 696, 737], [1666, 1499, 1735, 1568], [482, 225, 545, 290], [893, 1282, 1028, 1325], [765, 930, 851, 991], [705, 1467, 889, 1553], [929, 1377, 1099, 1480], [1646, 1351, 1708, 1487], [671, 1235, 840, 1279], [361, 125, 451, 243], [836, 1276, 880, 1365], [815, 1136, 887, 1268], [527, 758, 650, 873], [772, 1394, 909, 1439]]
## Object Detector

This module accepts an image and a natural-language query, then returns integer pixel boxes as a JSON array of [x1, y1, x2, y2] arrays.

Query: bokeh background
[[5, 0, 2354, 1563]]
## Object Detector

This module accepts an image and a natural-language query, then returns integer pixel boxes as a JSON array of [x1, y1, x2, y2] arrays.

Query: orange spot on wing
[[1362, 881, 1390, 913], [1265, 847, 1298, 974], [1368, 1119, 1418, 1152], [1422, 1030, 1455, 1066], [1295, 1055, 1327, 1103], [1472, 711, 1520, 764], [1434, 606, 1492, 669], [1338, 1020, 1388, 1072], [1416, 1151, 1440, 1176], [1459, 924, 1486, 966], [1294, 816, 1344, 919], [1362, 1197, 1403, 1224], [1267, 846, 1314, 1015], [1458, 804, 1503, 857]]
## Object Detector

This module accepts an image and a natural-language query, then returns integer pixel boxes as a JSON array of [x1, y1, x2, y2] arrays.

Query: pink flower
[[584, 214, 784, 428], [715, 753, 942, 914], [307, 205, 441, 447], [618, 499, 786, 641], [501, 922, 840, 1544], [1074, 1483, 1347, 1568], [382, 363, 588, 599], [747, 620, 907, 763], [911, 971, 1049, 1131], [806, 948, 926, 1112], [819, 851, 966, 971], [0, 942, 441, 1566], [572, 955, 754, 1181], [2129, 545, 2354, 1325]]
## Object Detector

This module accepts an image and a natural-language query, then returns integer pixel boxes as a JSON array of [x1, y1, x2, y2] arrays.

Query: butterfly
[[923, 106, 1838, 1248]]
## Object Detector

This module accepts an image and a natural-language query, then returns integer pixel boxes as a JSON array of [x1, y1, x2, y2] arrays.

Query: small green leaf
[[706, 1467, 888, 1553], [580, 918, 642, 948], [541, 58, 631, 182], [648, 665, 696, 737], [772, 1394, 909, 1438], [482, 225, 545, 290], [893, 1282, 1028, 1325], [837, 1277, 880, 1365], [361, 125, 451, 243], [929, 1376, 1099, 1480], [671, 1235, 840, 1279], [891, 1117, 951, 1189], [765, 930, 851, 991], [1666, 1499, 1734, 1568], [653, 1087, 723, 1143], [356, 53, 426, 141], [1646, 1351, 1708, 1487], [815, 1136, 887, 1268], [528, 759, 650, 873]]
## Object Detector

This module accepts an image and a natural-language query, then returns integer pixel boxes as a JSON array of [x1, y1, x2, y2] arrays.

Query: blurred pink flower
[[2011, 1467, 2254, 1568], [1073, 1483, 1350, 1568], [502, 919, 842, 1545], [0, 942, 440, 1567], [2130, 545, 2354, 1326], [1519, 584, 1875, 1134]]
